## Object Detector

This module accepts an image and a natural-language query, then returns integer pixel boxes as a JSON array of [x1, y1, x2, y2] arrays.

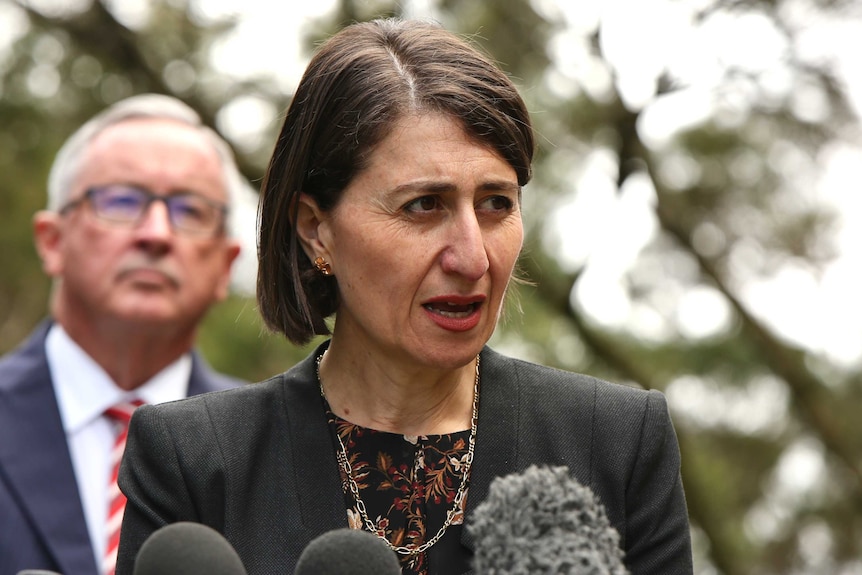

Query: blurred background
[[2, 0, 861, 572]]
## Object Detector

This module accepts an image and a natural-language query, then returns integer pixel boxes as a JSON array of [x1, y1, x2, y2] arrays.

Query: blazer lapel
[[0, 323, 98, 575], [281, 343, 350, 539], [459, 347, 519, 554]]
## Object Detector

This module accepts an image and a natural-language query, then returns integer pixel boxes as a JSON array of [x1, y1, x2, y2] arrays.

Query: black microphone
[[132, 522, 247, 575], [468, 465, 629, 574], [294, 528, 401, 575], [15, 571, 62, 574]]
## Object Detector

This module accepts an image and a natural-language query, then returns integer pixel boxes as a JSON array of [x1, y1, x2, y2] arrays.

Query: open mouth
[[422, 297, 485, 332], [422, 301, 482, 317]]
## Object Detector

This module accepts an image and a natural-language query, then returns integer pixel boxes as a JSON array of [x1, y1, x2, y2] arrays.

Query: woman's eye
[[478, 195, 515, 212], [404, 196, 440, 213]]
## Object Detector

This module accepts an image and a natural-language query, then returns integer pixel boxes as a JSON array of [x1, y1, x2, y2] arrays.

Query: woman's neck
[[317, 345, 478, 436]]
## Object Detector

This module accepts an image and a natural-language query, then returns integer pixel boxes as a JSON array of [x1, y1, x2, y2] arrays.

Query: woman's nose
[[439, 210, 489, 280]]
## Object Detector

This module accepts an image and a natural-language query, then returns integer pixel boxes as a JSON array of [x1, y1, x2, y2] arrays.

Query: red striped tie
[[103, 399, 144, 575]]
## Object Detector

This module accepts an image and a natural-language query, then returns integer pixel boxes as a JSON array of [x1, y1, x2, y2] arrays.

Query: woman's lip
[[422, 297, 485, 332], [422, 295, 487, 306]]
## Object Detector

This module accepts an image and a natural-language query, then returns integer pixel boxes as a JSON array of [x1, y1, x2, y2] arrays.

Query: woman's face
[[310, 113, 524, 371]]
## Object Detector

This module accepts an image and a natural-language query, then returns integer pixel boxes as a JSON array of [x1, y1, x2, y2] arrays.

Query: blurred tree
[[1, 0, 861, 573]]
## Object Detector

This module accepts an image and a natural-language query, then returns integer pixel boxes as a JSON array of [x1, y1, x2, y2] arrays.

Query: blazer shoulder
[[484, 346, 653, 401], [140, 349, 321, 434], [146, 374, 286, 420], [481, 347, 670, 441]]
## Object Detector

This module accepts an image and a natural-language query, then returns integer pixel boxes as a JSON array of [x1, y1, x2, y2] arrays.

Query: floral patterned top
[[325, 405, 473, 575]]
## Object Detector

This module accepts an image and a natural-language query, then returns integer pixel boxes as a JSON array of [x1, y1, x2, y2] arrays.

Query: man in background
[[0, 94, 250, 575]]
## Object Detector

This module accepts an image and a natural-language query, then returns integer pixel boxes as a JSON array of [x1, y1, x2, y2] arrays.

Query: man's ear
[[295, 193, 331, 262], [213, 239, 242, 302], [33, 210, 65, 277]]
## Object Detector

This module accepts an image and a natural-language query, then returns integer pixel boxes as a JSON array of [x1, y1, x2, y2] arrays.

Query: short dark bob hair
[[257, 18, 535, 345]]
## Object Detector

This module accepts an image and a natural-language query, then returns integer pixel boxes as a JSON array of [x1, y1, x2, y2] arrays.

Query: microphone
[[294, 528, 401, 575], [468, 465, 628, 574], [15, 571, 62, 575], [132, 522, 247, 575]]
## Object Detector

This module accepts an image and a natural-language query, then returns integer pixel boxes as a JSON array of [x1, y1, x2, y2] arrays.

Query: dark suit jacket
[[117, 341, 693, 575], [0, 320, 245, 575]]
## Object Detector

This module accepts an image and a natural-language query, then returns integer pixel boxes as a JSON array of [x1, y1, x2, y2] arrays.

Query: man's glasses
[[60, 185, 228, 236]]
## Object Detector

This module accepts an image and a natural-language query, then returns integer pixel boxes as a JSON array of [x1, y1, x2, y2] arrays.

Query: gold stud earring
[[313, 256, 332, 276]]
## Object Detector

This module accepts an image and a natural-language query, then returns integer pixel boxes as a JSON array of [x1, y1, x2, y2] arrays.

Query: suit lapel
[[0, 323, 98, 575], [187, 355, 213, 396], [187, 351, 247, 396]]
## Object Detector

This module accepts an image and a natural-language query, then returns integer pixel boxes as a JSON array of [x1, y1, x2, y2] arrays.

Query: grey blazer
[[116, 342, 693, 575], [0, 320, 245, 575]]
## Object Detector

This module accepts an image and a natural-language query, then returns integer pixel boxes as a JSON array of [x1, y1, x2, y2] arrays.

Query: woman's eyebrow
[[389, 179, 520, 195]]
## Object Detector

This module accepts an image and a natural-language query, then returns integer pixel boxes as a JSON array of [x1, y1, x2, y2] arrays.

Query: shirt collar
[[46, 323, 192, 434]]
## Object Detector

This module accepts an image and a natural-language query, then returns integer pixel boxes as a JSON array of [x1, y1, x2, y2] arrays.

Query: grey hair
[[46, 93, 252, 237]]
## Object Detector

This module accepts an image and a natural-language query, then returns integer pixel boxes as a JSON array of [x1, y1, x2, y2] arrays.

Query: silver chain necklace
[[316, 353, 480, 556]]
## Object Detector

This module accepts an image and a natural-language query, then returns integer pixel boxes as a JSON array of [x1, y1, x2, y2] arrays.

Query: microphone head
[[294, 528, 401, 575], [132, 522, 247, 575], [469, 465, 628, 575]]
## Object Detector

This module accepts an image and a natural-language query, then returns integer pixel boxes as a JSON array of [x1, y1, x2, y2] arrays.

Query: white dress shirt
[[45, 324, 191, 567]]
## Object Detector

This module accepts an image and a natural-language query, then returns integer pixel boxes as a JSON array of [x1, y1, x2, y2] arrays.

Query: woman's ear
[[295, 193, 331, 261]]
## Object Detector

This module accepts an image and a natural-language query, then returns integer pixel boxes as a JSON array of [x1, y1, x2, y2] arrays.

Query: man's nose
[[133, 199, 174, 246]]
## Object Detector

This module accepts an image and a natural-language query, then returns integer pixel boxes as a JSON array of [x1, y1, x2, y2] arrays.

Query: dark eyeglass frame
[[59, 185, 229, 236]]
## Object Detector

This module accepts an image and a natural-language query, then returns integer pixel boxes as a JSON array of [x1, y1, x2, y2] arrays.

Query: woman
[[117, 18, 693, 575]]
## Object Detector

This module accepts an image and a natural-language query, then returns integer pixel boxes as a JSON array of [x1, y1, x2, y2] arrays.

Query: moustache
[[117, 258, 181, 287]]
